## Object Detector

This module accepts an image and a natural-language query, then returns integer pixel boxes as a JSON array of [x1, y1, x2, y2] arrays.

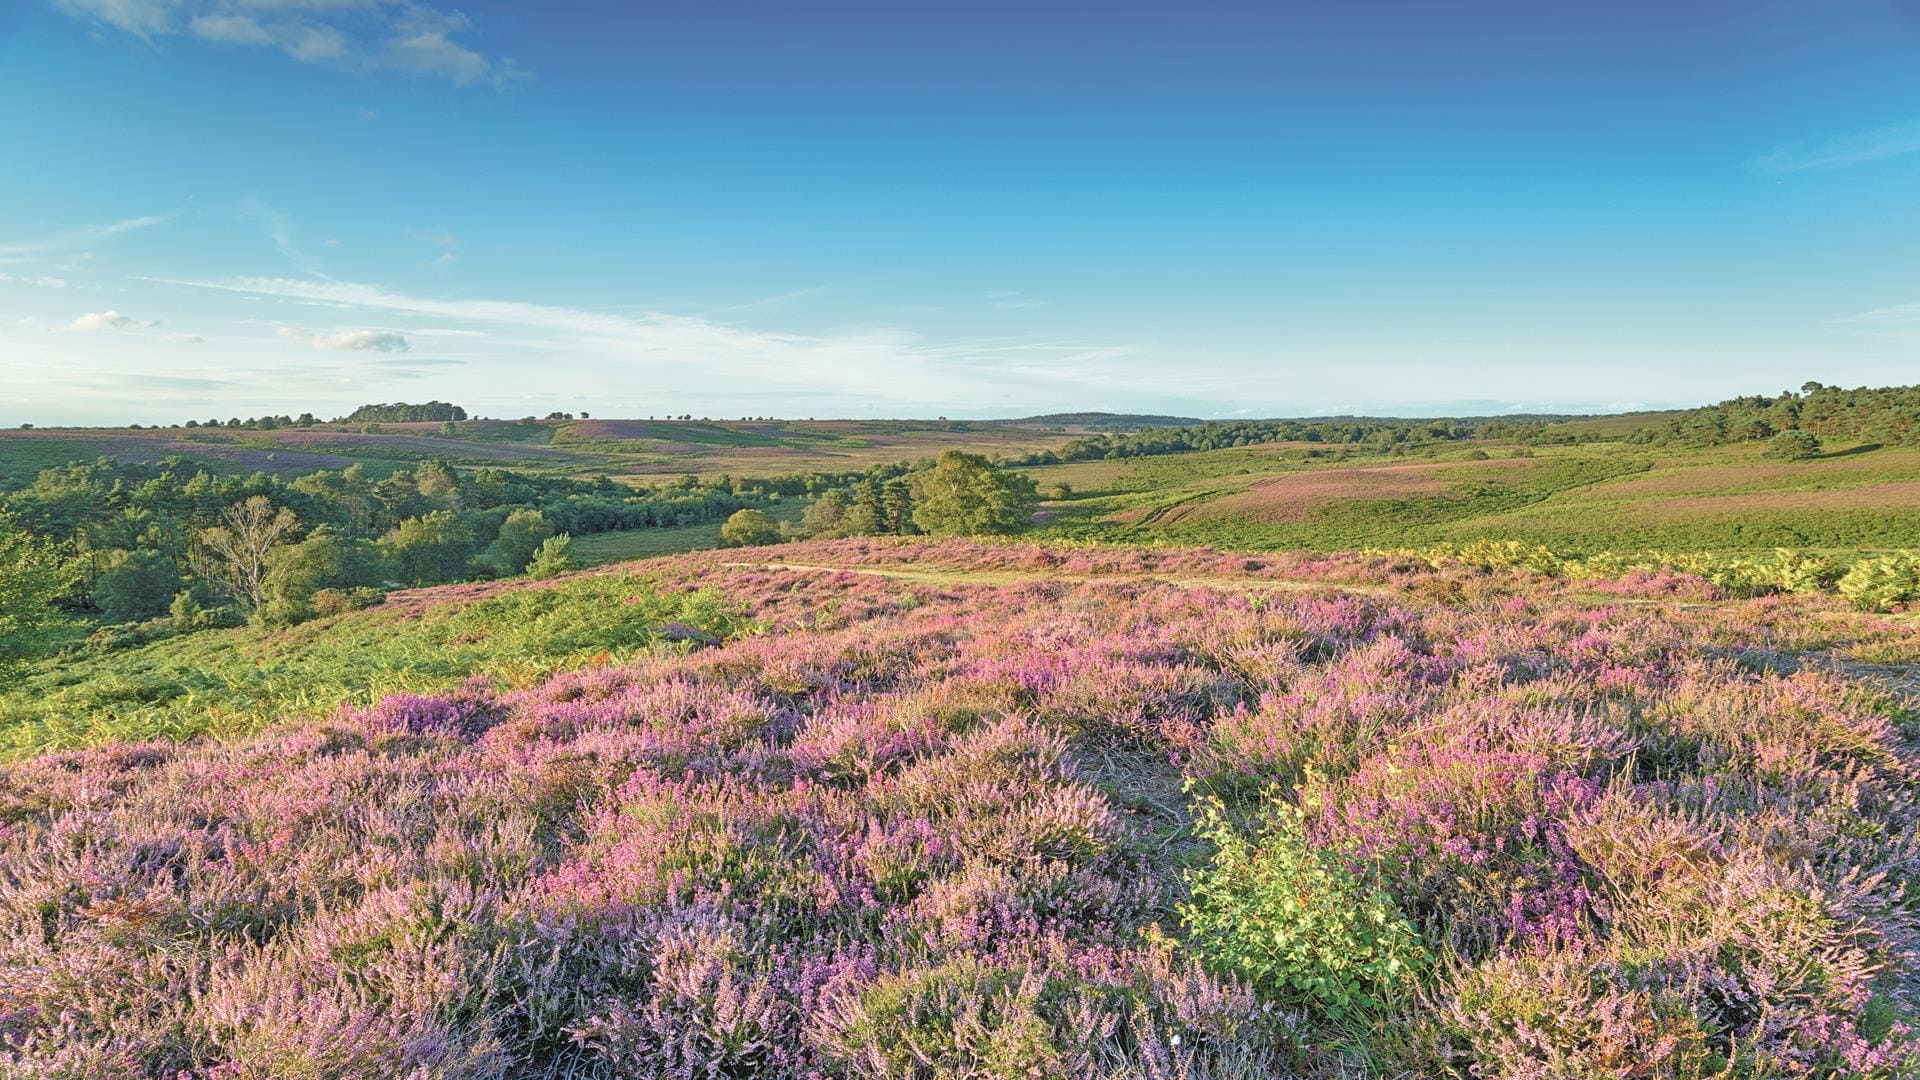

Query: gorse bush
[[1181, 792, 1428, 1022]]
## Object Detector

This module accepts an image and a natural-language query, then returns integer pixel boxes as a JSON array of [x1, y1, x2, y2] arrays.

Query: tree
[[256, 528, 383, 626], [801, 490, 857, 538], [1764, 429, 1823, 462], [524, 534, 573, 579], [92, 548, 180, 623], [719, 508, 781, 547], [478, 508, 555, 576], [0, 516, 71, 684], [195, 496, 299, 611], [381, 511, 474, 585], [909, 451, 1038, 536], [414, 460, 462, 508]]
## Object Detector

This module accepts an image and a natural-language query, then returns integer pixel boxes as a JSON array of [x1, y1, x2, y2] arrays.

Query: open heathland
[[0, 417, 1095, 484], [0, 537, 1916, 1075], [1029, 440, 1920, 554]]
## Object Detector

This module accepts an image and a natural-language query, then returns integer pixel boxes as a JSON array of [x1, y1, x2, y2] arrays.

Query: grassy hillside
[[1029, 439, 1920, 554], [0, 537, 1914, 1074]]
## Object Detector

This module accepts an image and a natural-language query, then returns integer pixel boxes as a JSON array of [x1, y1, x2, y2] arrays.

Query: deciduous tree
[[195, 496, 299, 611], [909, 451, 1038, 536]]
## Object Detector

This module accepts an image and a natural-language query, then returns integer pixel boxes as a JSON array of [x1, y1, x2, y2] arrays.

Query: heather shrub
[[810, 950, 1314, 1080], [566, 920, 790, 1076], [0, 540, 1913, 1074], [1419, 947, 1717, 1079], [1180, 794, 1427, 1022], [194, 881, 517, 1076], [1307, 749, 1601, 954]]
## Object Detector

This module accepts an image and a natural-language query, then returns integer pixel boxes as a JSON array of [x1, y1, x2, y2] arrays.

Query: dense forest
[[1635, 382, 1920, 447]]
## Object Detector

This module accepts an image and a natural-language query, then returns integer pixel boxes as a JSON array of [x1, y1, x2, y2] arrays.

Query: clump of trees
[[1635, 382, 1920, 448], [343, 401, 469, 423], [182, 414, 320, 430], [799, 451, 1037, 540]]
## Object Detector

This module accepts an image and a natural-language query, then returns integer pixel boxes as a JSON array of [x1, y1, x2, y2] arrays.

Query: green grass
[[567, 502, 806, 566], [0, 572, 752, 757], [1028, 440, 1920, 555]]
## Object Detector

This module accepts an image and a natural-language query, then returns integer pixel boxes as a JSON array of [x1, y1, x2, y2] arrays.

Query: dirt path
[[720, 560, 1400, 597]]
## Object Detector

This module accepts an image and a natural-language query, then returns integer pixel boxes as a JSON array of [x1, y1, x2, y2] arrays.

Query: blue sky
[[2, 1, 1918, 424]]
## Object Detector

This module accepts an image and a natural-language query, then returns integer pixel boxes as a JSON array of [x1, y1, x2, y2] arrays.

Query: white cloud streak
[[0, 213, 175, 260], [64, 310, 157, 331], [1840, 300, 1920, 326], [52, 0, 526, 87], [1751, 117, 1920, 173], [156, 275, 1158, 407], [0, 272, 69, 288], [240, 198, 329, 277], [278, 326, 410, 351]]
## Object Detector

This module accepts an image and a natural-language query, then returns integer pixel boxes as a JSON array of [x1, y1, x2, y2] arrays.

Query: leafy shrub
[[309, 586, 384, 618], [1180, 792, 1427, 1022], [524, 534, 573, 579]]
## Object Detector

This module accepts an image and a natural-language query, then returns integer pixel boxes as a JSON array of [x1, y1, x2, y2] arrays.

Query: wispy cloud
[[278, 326, 410, 352], [0, 272, 69, 288], [1838, 300, 1920, 328], [52, 0, 525, 87], [240, 198, 329, 278], [154, 275, 1154, 407], [985, 290, 1049, 310], [63, 310, 158, 332], [0, 212, 175, 261], [1751, 117, 1920, 173]]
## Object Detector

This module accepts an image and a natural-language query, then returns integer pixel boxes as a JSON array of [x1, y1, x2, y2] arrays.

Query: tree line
[[997, 415, 1588, 469], [1632, 382, 1920, 448]]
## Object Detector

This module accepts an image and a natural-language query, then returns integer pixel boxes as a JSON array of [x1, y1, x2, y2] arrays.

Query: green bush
[[1763, 429, 1822, 461], [1180, 793, 1427, 1023], [524, 534, 573, 579], [718, 508, 782, 547]]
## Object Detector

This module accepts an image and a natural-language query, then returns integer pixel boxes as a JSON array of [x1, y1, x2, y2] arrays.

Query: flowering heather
[[0, 538, 1915, 1076]]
